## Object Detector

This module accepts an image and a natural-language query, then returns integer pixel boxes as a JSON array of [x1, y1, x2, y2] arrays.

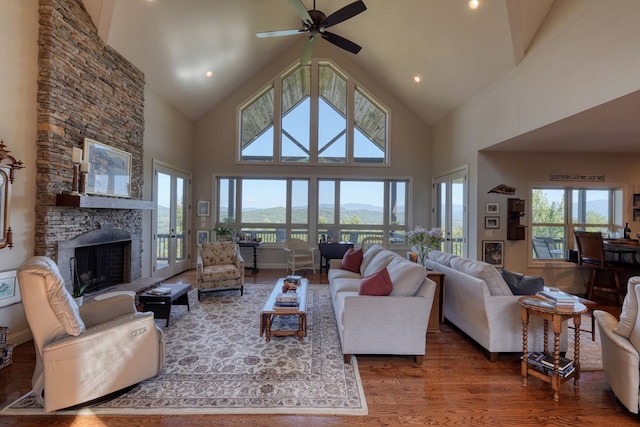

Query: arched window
[[239, 60, 388, 165]]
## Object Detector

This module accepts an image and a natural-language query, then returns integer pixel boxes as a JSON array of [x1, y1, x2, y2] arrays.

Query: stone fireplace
[[57, 224, 141, 295]]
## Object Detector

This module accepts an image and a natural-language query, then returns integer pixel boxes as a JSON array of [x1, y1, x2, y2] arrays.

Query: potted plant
[[72, 281, 90, 306], [213, 226, 233, 242]]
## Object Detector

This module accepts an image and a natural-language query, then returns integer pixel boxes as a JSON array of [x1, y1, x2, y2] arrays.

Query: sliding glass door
[[153, 161, 190, 279]]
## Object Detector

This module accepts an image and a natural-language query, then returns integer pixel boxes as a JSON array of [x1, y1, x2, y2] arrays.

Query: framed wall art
[[196, 230, 209, 246], [482, 240, 504, 268], [83, 138, 132, 198], [197, 200, 210, 217], [485, 202, 500, 214], [0, 269, 20, 308], [485, 216, 500, 229]]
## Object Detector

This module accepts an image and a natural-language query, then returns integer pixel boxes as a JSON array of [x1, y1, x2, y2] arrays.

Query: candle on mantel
[[72, 147, 83, 164], [81, 161, 90, 173]]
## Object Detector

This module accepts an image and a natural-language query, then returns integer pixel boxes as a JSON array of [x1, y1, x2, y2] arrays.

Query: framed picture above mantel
[[83, 138, 132, 198]]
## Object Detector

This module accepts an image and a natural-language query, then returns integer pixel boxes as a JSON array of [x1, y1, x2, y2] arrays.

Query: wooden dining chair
[[574, 231, 639, 305]]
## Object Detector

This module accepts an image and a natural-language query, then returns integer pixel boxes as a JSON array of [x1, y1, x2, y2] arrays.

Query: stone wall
[[36, 0, 146, 274]]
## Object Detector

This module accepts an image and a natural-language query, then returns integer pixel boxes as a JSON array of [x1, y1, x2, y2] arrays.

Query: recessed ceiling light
[[469, 0, 479, 10], [206, 71, 213, 78], [413, 76, 421, 83]]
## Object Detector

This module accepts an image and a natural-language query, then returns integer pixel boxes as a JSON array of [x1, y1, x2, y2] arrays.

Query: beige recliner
[[196, 241, 244, 299], [594, 276, 640, 414], [17, 256, 165, 412]]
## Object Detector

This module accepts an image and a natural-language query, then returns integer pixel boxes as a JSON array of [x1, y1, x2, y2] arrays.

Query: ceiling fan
[[257, 0, 367, 64]]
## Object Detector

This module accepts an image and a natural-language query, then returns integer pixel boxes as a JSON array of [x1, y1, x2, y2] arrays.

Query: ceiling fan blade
[[288, 0, 313, 25], [300, 36, 315, 65], [321, 31, 362, 54], [321, 0, 367, 28], [256, 28, 305, 38]]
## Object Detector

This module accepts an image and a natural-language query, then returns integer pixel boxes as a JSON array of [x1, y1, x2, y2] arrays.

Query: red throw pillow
[[359, 267, 393, 296], [341, 248, 363, 273]]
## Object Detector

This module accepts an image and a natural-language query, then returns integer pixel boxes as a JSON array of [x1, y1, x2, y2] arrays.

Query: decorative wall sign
[[549, 173, 605, 182], [83, 138, 132, 198], [0, 270, 20, 308], [488, 184, 515, 195]]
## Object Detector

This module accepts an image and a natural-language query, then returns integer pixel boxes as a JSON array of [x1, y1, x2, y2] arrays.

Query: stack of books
[[535, 288, 578, 308], [525, 351, 575, 378], [148, 286, 172, 296], [274, 292, 300, 311]]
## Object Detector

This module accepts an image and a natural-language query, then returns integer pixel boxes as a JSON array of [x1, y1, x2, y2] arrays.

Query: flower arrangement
[[407, 226, 443, 264]]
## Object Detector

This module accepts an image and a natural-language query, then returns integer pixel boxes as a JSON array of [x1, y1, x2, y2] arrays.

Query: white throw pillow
[[386, 257, 426, 297], [614, 277, 640, 338], [450, 257, 513, 296]]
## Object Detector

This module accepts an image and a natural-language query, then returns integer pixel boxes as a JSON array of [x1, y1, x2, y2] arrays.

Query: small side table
[[519, 296, 587, 401], [239, 241, 261, 274], [139, 283, 192, 327], [318, 242, 354, 274], [426, 271, 445, 333]]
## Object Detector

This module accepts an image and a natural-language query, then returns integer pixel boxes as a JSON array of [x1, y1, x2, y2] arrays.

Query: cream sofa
[[423, 250, 567, 361], [328, 245, 436, 364], [594, 277, 640, 413]]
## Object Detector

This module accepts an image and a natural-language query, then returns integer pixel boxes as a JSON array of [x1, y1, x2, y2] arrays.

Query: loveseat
[[594, 277, 640, 413], [423, 250, 567, 361], [328, 244, 436, 364]]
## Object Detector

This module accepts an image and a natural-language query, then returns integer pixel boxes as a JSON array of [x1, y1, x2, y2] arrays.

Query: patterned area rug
[[1, 284, 367, 415], [565, 314, 602, 371]]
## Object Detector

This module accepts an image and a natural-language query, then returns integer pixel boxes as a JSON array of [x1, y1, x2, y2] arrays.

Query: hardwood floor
[[1, 269, 638, 426]]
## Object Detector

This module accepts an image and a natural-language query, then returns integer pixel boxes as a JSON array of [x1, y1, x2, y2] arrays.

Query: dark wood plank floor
[[1, 269, 638, 426]]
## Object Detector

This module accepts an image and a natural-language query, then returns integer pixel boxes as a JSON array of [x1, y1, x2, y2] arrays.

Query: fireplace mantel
[[56, 194, 154, 210]]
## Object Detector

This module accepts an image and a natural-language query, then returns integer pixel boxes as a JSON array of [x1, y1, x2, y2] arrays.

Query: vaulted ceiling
[[84, 0, 640, 153]]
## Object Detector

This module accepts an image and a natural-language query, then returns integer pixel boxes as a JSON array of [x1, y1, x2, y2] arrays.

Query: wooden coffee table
[[260, 278, 308, 342]]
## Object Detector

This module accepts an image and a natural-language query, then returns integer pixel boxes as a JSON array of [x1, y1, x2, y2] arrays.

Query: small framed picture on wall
[[196, 200, 210, 217], [196, 230, 210, 246], [485, 217, 500, 229], [485, 202, 500, 214], [482, 240, 504, 268]]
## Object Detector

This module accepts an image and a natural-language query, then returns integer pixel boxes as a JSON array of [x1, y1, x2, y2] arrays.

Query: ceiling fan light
[[469, 0, 479, 10]]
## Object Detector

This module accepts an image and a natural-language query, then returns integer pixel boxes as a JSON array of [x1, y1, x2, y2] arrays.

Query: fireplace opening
[[71, 240, 131, 295]]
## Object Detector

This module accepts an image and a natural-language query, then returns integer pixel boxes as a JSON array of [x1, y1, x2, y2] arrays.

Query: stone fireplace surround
[[57, 224, 140, 296]]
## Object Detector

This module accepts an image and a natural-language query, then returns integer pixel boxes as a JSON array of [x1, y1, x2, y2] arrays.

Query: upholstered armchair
[[196, 241, 244, 299], [594, 277, 640, 414], [283, 238, 317, 274], [17, 256, 165, 412]]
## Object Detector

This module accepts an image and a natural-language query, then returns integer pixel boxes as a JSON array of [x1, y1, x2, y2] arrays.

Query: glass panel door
[[433, 168, 468, 257], [153, 162, 190, 279]]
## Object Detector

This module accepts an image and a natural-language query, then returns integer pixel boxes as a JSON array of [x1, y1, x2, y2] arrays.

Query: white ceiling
[[85, 0, 640, 153]]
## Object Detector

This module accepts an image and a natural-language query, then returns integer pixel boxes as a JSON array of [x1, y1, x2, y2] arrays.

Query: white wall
[[0, 1, 39, 345], [192, 41, 431, 268], [432, 0, 640, 260]]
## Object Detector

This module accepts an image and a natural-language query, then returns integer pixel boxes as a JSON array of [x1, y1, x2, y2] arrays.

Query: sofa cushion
[[386, 256, 426, 297], [362, 249, 397, 278], [500, 269, 544, 295], [359, 267, 393, 296], [450, 257, 512, 296], [614, 277, 640, 338], [341, 248, 363, 273], [628, 284, 640, 352], [427, 250, 457, 267], [360, 244, 385, 273]]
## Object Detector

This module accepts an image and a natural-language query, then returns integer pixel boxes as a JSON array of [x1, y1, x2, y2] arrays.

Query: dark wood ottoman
[[139, 283, 192, 326]]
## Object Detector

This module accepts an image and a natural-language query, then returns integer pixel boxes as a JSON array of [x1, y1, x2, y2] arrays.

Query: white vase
[[73, 296, 83, 306]]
